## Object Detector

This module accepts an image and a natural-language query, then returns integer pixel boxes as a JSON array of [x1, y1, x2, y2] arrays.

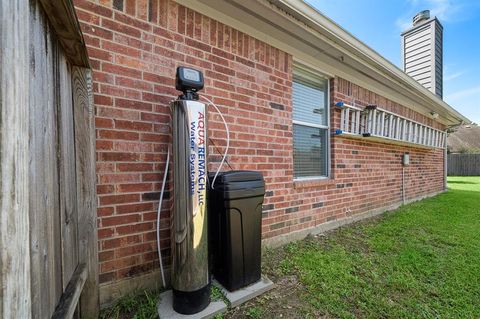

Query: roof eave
[[276, 0, 470, 125], [176, 0, 470, 126]]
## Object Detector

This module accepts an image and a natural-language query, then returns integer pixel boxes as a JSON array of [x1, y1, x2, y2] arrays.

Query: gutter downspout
[[444, 129, 449, 191], [402, 166, 406, 204]]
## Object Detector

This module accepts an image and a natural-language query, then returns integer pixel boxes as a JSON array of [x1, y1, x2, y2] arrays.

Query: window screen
[[292, 67, 329, 179]]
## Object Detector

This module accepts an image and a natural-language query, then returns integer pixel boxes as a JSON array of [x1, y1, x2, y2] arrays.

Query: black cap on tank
[[175, 66, 204, 100]]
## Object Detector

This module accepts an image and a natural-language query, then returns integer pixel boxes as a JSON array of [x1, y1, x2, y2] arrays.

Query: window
[[292, 66, 330, 179]]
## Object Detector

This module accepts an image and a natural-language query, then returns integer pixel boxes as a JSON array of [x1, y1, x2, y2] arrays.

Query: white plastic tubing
[[156, 97, 230, 288]]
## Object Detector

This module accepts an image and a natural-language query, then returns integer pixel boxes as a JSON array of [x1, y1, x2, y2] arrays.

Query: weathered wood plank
[[58, 52, 79, 289], [51, 263, 88, 319], [447, 154, 480, 176], [0, 1, 32, 318], [29, 3, 63, 317], [37, 0, 90, 67], [72, 66, 99, 318]]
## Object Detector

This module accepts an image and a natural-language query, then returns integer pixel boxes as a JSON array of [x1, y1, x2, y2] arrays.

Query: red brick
[[116, 202, 154, 214], [99, 271, 116, 284], [113, 141, 153, 152], [102, 213, 141, 227], [177, 5, 186, 34], [153, 46, 185, 61], [98, 130, 139, 141], [140, 112, 169, 122], [115, 76, 153, 91], [101, 234, 142, 250], [83, 34, 101, 47], [98, 228, 115, 240], [102, 62, 142, 78], [115, 11, 151, 31], [185, 37, 211, 52], [87, 47, 113, 61], [117, 163, 153, 172], [79, 22, 113, 40], [102, 41, 142, 59], [143, 153, 165, 162], [94, 95, 113, 106], [98, 152, 141, 162], [141, 172, 162, 182], [167, 1, 178, 31], [140, 133, 168, 143], [74, 0, 113, 17], [116, 222, 154, 236], [117, 183, 153, 193], [115, 98, 153, 111], [97, 206, 114, 217], [101, 255, 141, 272], [99, 250, 115, 262], [75, 8, 100, 25], [136, 0, 148, 20], [115, 55, 148, 71], [116, 243, 153, 259], [97, 184, 114, 194], [114, 33, 151, 52], [125, 0, 135, 15], [95, 118, 114, 129], [102, 18, 142, 38], [100, 194, 140, 206], [141, 230, 155, 242]]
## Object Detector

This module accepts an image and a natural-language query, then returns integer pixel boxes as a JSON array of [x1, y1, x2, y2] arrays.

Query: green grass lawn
[[102, 176, 480, 319], [231, 176, 480, 318]]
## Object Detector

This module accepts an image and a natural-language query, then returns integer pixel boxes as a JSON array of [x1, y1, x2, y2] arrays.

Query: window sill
[[293, 177, 336, 189]]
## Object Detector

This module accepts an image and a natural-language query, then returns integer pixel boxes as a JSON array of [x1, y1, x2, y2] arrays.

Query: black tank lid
[[212, 170, 263, 183], [209, 171, 265, 199]]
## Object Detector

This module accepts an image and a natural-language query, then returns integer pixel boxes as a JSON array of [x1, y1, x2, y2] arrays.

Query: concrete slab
[[157, 290, 227, 319], [215, 276, 275, 308]]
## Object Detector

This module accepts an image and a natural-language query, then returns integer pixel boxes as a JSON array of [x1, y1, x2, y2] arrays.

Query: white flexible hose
[[157, 148, 169, 288], [156, 96, 229, 288], [201, 96, 230, 189]]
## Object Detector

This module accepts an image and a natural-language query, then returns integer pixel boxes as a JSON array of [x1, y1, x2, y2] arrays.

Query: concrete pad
[[215, 276, 275, 308], [157, 290, 227, 319]]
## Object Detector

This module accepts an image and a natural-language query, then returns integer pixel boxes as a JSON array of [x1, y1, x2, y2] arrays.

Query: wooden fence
[[447, 154, 480, 176], [1, 0, 98, 318]]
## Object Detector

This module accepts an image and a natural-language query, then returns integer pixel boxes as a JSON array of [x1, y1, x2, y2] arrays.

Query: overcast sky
[[307, 0, 480, 124]]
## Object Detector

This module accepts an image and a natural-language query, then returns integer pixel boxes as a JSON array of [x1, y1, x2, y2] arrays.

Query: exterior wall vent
[[401, 10, 443, 99]]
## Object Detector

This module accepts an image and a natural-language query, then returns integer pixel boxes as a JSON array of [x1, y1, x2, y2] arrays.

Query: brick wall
[[74, 0, 446, 287]]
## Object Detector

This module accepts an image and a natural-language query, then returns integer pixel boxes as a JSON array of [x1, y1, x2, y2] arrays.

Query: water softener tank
[[171, 67, 210, 314], [208, 171, 265, 291]]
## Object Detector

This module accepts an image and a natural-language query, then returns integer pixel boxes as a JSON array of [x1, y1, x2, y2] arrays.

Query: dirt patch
[[224, 275, 322, 319]]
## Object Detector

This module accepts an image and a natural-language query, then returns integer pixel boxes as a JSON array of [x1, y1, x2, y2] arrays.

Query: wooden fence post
[[72, 66, 99, 318], [0, 1, 32, 318]]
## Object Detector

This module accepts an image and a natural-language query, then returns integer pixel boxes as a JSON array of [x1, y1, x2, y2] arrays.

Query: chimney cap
[[413, 10, 430, 26]]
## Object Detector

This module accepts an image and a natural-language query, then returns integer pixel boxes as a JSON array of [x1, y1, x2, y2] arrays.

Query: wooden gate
[[1, 0, 98, 318]]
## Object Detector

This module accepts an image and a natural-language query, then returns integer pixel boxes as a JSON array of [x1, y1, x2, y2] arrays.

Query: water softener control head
[[176, 67, 204, 99]]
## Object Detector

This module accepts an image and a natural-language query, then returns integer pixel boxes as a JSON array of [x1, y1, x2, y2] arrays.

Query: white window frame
[[292, 65, 331, 181]]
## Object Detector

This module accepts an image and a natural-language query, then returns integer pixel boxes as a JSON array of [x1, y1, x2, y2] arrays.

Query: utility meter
[[402, 152, 410, 166]]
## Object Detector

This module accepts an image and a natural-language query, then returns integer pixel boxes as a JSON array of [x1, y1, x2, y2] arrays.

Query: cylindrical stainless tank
[[171, 99, 210, 314]]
